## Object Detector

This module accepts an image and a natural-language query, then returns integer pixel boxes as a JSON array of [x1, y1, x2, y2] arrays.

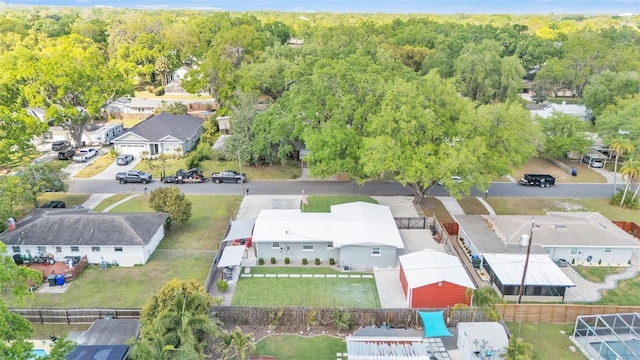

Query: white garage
[[117, 144, 147, 156]]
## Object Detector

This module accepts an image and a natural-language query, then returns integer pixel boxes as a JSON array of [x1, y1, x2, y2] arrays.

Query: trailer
[[519, 174, 556, 187]]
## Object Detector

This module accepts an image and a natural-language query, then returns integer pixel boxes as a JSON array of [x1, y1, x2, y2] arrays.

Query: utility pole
[[517, 218, 536, 304], [237, 149, 245, 196]]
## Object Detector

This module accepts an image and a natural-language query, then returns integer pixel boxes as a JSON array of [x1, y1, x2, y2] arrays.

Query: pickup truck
[[116, 170, 152, 184], [211, 170, 246, 184], [73, 148, 98, 162]]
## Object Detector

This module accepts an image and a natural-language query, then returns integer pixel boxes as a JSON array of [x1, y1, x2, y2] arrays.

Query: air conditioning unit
[[342, 265, 350, 272]]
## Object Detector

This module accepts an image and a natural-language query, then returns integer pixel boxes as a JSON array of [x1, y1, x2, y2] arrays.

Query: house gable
[[112, 132, 148, 143]]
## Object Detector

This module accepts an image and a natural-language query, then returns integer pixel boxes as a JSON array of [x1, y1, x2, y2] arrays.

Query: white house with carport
[[457, 213, 640, 267], [112, 113, 204, 158], [251, 202, 405, 270], [0, 208, 168, 267]]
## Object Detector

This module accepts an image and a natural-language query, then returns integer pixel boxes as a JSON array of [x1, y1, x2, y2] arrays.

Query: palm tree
[[155, 56, 171, 86], [619, 158, 640, 207], [609, 139, 634, 196], [157, 289, 222, 357], [128, 325, 176, 360], [228, 327, 255, 360]]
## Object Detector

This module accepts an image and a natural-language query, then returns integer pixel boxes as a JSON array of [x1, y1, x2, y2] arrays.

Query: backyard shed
[[456, 322, 509, 360], [399, 249, 475, 309]]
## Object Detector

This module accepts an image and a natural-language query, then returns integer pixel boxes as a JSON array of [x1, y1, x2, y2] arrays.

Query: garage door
[[119, 144, 146, 156]]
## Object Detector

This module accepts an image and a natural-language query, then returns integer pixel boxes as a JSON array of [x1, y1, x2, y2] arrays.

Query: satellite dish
[[520, 234, 530, 247]]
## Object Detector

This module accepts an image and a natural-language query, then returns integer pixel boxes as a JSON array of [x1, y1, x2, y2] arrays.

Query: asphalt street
[[68, 178, 621, 198]]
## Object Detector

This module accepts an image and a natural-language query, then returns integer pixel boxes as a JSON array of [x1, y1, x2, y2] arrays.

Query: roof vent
[[554, 224, 566, 229]]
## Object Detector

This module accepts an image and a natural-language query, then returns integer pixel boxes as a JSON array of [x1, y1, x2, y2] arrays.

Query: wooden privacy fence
[[495, 304, 640, 324], [214, 306, 491, 329], [10, 308, 141, 324]]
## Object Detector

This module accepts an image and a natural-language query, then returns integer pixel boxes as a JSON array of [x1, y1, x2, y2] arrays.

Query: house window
[[302, 242, 314, 251], [570, 248, 578, 255], [372, 247, 381, 256], [43, 132, 53, 140], [12, 246, 20, 253], [604, 248, 612, 253], [272, 242, 280, 249], [164, 144, 172, 152], [37, 246, 46, 254], [70, 246, 79, 252], [91, 246, 100, 252], [114, 247, 123, 252], [55, 247, 62, 253], [326, 242, 333, 249]]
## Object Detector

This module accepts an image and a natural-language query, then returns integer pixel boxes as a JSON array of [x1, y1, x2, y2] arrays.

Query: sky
[[1, 0, 639, 14]]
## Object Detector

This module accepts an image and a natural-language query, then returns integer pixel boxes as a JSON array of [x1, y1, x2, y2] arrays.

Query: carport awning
[[217, 245, 245, 268], [223, 218, 256, 242]]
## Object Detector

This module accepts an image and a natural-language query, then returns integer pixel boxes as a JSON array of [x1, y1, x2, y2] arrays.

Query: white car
[[438, 176, 463, 186], [73, 148, 98, 162]]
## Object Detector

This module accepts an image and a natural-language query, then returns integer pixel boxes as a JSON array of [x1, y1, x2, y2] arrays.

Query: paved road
[[69, 178, 622, 198]]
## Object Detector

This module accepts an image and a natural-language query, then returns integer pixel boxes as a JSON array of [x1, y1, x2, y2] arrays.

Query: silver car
[[116, 154, 134, 166]]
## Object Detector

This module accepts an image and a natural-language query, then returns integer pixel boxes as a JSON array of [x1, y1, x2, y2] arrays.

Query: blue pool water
[[30, 349, 49, 359], [591, 340, 640, 360]]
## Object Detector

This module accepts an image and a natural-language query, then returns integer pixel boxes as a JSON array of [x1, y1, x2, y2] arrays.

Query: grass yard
[[420, 196, 453, 222], [254, 334, 346, 360], [31, 324, 90, 339], [573, 266, 627, 283], [90, 194, 131, 212], [457, 197, 490, 215], [485, 197, 640, 223], [594, 278, 640, 306], [37, 193, 90, 208], [303, 195, 377, 212], [21, 255, 213, 308], [232, 271, 380, 308], [511, 157, 605, 184], [506, 322, 584, 360], [74, 152, 116, 178], [109, 194, 154, 213]]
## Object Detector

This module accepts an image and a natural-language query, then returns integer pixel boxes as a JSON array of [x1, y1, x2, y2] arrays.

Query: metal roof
[[399, 249, 475, 290], [483, 253, 575, 287], [252, 202, 404, 248], [346, 337, 433, 359], [217, 245, 246, 268]]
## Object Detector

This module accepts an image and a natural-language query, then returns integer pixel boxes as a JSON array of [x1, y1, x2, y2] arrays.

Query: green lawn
[[573, 266, 627, 283], [232, 275, 380, 308], [303, 195, 377, 212], [506, 322, 584, 360], [249, 267, 347, 275], [90, 194, 131, 212], [254, 334, 346, 360]]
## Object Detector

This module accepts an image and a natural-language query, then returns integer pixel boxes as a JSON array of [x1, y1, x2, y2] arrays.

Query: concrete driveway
[[89, 156, 141, 179]]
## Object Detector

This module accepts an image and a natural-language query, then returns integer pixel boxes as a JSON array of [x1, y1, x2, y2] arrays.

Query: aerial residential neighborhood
[[1, 4, 640, 360]]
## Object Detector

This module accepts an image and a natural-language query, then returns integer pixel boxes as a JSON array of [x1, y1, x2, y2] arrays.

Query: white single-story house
[[102, 97, 216, 119], [251, 202, 405, 270], [0, 209, 168, 267], [456, 322, 509, 360], [112, 113, 204, 157], [457, 213, 640, 266]]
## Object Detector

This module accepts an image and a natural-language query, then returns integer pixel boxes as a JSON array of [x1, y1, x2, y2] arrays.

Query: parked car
[[73, 148, 98, 162], [116, 154, 134, 166], [211, 170, 246, 184], [41, 200, 66, 208], [438, 176, 463, 186], [57, 148, 75, 160], [555, 258, 569, 267], [51, 140, 71, 151], [116, 170, 152, 184]]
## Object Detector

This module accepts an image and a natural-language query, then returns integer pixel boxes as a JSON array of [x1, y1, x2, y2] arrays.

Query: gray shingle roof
[[0, 209, 168, 246], [117, 113, 203, 142]]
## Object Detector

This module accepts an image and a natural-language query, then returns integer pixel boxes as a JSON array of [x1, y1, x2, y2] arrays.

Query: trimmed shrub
[[154, 86, 165, 96], [315, 258, 321, 265], [284, 257, 290, 265], [302, 258, 308, 265], [216, 280, 229, 293], [270, 257, 276, 265], [258, 258, 264, 265], [329, 258, 335, 265]]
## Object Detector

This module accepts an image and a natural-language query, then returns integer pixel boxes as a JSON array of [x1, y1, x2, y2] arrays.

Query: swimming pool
[[30, 349, 48, 359], [590, 340, 640, 360]]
